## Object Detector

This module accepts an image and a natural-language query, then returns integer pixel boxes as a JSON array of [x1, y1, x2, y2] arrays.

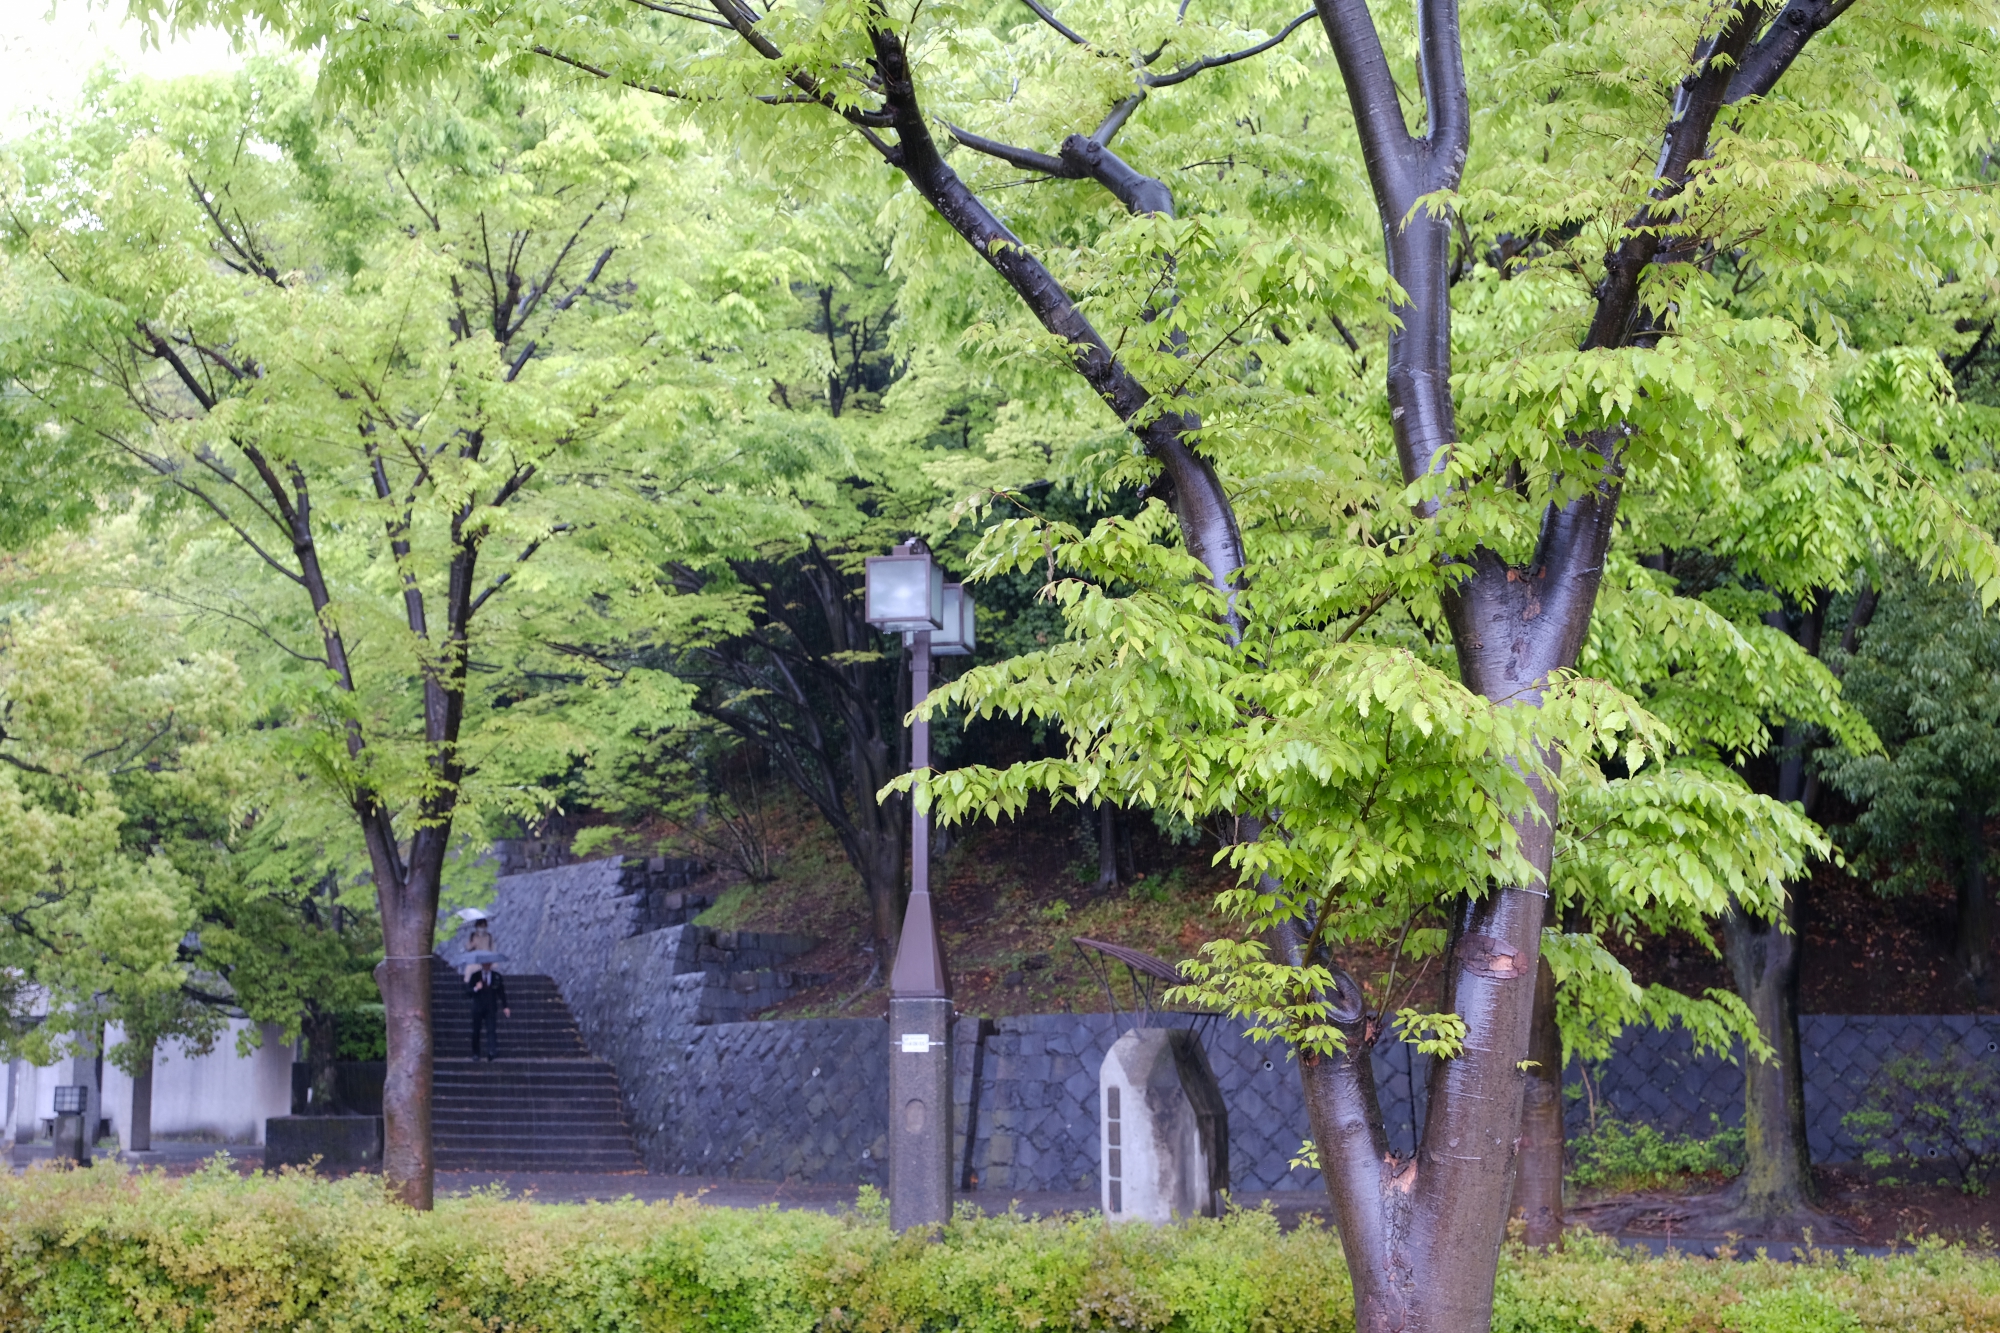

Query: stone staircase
[[428, 959, 643, 1172]]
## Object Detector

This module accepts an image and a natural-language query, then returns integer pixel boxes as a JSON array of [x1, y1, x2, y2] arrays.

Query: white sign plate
[[900, 1033, 932, 1054]]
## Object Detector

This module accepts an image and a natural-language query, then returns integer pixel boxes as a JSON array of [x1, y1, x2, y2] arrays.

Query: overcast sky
[[1, 4, 255, 132]]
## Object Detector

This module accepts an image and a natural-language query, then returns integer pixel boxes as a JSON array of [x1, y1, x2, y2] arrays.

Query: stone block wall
[[1571, 1014, 2000, 1160], [462, 854, 2000, 1191]]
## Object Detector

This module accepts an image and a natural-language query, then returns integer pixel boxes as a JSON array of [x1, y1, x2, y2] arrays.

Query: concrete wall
[[11, 1021, 293, 1148]]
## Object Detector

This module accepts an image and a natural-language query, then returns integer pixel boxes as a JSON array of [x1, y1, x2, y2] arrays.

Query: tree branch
[[1142, 10, 1316, 88], [467, 525, 571, 617], [1584, 3, 1767, 351], [1017, 0, 1089, 46], [1727, 0, 1858, 104], [628, 0, 732, 26], [530, 44, 690, 99], [868, 25, 1245, 605]]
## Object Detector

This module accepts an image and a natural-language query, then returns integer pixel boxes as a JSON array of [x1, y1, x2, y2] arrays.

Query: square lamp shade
[[865, 550, 944, 632], [928, 584, 977, 656], [53, 1085, 87, 1114]]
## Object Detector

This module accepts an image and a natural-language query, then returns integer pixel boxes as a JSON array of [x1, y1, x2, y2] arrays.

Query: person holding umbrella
[[465, 959, 510, 1061], [457, 907, 496, 981]]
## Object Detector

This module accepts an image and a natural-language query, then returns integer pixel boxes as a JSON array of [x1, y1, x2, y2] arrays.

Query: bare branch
[[550, 248, 616, 311], [1142, 10, 1316, 88], [185, 175, 282, 285], [467, 525, 572, 617], [139, 586, 331, 667], [1092, 94, 1144, 145], [136, 322, 217, 412], [946, 123, 1067, 175], [530, 44, 691, 99], [1018, 0, 1089, 45], [627, 0, 732, 25], [947, 123, 1174, 215]]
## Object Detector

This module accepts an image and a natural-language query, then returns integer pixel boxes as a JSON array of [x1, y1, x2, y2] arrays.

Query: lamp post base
[[887, 995, 953, 1232]]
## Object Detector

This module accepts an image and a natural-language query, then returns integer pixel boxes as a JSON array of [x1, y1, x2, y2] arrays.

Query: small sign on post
[[52, 1085, 91, 1167]]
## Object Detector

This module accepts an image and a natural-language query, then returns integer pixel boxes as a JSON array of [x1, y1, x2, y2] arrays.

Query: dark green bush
[[0, 1164, 1994, 1331], [1843, 1051, 2000, 1196], [1568, 1116, 1745, 1193], [333, 1003, 388, 1062]]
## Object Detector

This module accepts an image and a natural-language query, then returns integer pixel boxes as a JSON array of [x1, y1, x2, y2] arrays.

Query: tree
[[112, 4, 2000, 1328], [1826, 567, 2000, 1000], [0, 580, 251, 1077], [0, 63, 805, 1206]]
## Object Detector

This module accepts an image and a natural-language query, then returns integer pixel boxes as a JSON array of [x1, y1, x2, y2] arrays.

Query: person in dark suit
[[466, 963, 510, 1060]]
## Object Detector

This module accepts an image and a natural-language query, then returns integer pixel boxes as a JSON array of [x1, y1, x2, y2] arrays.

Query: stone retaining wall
[[464, 856, 2000, 1190]]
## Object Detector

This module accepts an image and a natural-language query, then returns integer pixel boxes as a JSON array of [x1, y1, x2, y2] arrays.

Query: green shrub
[[0, 1164, 1995, 1332], [334, 1004, 388, 1062], [1568, 1116, 1746, 1192], [1843, 1050, 2000, 1195]]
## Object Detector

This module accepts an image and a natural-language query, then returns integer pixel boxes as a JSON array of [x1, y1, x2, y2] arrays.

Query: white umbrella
[[455, 906, 492, 924]]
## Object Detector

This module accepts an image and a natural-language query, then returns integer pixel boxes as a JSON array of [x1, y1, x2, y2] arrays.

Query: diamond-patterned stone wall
[[1564, 1016, 2000, 1161], [958, 1016, 1434, 1193], [468, 855, 1999, 1187]]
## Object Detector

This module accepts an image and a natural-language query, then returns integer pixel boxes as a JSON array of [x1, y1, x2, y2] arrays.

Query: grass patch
[[1568, 1117, 1746, 1194]]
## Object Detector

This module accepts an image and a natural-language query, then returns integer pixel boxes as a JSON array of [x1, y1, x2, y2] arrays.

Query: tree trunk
[[304, 1006, 340, 1114], [1510, 953, 1565, 1246], [127, 1040, 154, 1154], [1721, 900, 1815, 1216], [376, 951, 434, 1208], [1302, 860, 1557, 1333], [865, 816, 908, 973], [1959, 805, 1992, 998], [1096, 802, 1122, 893], [373, 845, 445, 1209]]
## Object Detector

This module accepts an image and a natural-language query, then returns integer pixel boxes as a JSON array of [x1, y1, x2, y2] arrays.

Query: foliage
[[1566, 1117, 1746, 1195], [1821, 566, 2000, 984], [1843, 1051, 2000, 1197], [0, 535, 382, 1070], [118, 0, 2000, 1104], [332, 1004, 388, 1062], [0, 60, 822, 893], [0, 1166, 1994, 1332]]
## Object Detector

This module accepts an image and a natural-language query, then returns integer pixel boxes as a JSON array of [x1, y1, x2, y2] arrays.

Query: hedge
[[0, 1163, 1994, 1332]]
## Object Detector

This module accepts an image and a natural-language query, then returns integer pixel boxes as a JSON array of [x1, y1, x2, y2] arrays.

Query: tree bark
[[304, 1005, 340, 1114], [1959, 804, 1992, 998], [1721, 898, 1815, 1213], [127, 1040, 154, 1154], [1511, 952, 1565, 1246], [1723, 592, 1825, 1221], [1096, 802, 1123, 893]]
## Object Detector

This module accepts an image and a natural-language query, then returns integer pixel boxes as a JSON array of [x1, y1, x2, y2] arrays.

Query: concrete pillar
[[888, 991, 952, 1230], [1099, 1027, 1228, 1222]]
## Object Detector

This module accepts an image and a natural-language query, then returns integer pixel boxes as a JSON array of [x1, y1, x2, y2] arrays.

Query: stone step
[[423, 959, 642, 1173], [433, 1063, 618, 1078], [435, 1130, 637, 1147], [437, 1148, 641, 1161], [435, 1113, 629, 1127], [437, 1133, 635, 1145]]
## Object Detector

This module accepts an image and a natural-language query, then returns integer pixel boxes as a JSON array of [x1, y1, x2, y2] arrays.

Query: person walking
[[466, 963, 509, 1061], [461, 914, 496, 981]]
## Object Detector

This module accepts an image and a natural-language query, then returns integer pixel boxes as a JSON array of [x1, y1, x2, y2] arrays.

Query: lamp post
[[863, 540, 975, 1232]]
